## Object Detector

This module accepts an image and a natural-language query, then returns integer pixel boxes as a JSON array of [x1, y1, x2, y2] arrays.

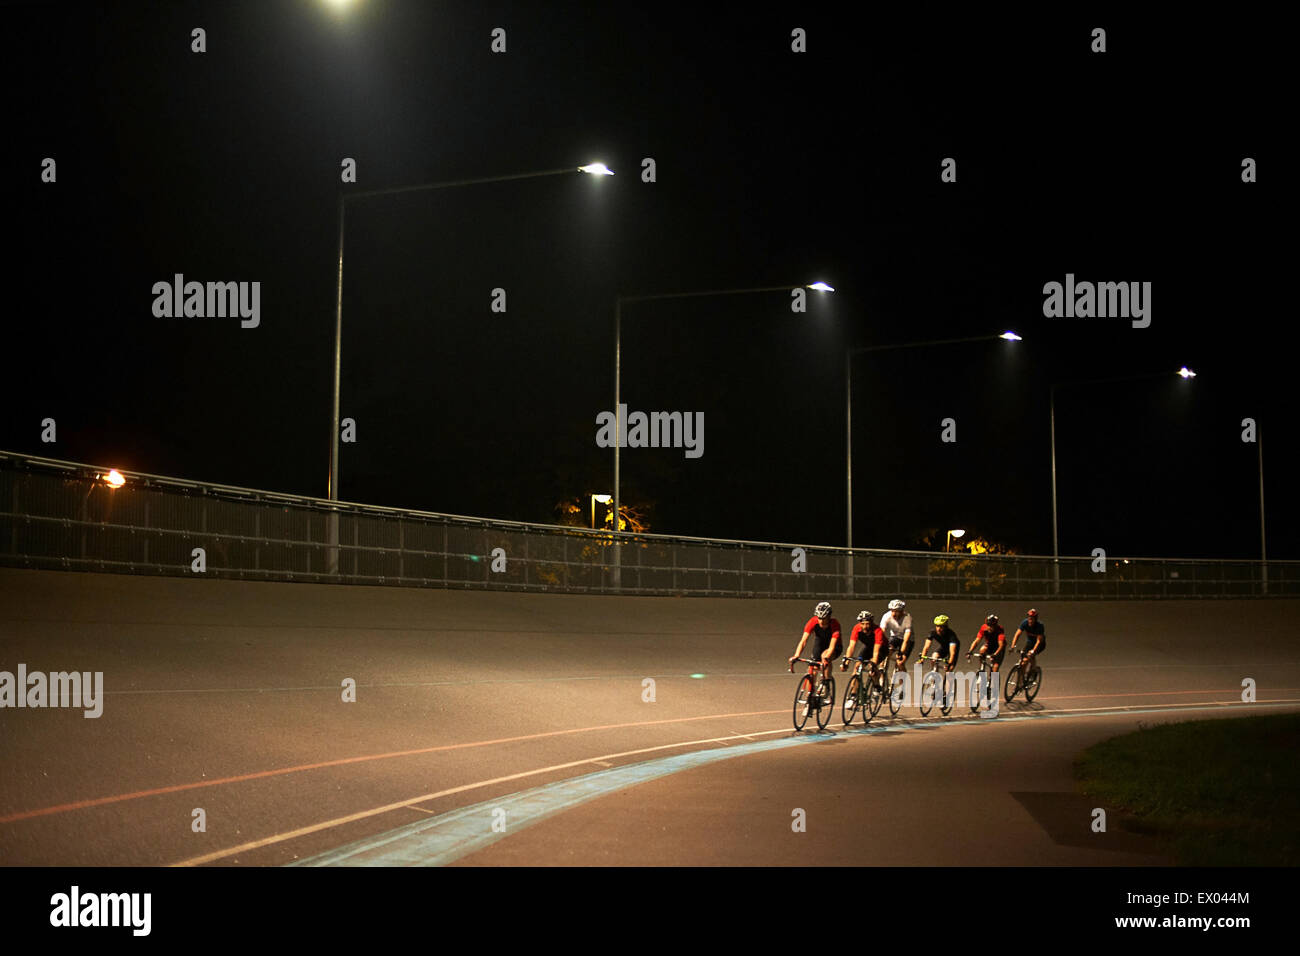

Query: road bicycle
[[840, 655, 886, 725], [885, 647, 907, 715], [1003, 648, 1042, 703], [790, 657, 836, 731], [965, 651, 999, 713], [918, 652, 956, 717]]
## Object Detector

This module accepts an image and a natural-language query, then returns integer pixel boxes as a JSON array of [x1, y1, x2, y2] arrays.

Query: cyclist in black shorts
[[879, 598, 914, 669], [1010, 608, 1046, 659], [919, 614, 960, 671], [789, 601, 843, 684], [967, 612, 1007, 672]]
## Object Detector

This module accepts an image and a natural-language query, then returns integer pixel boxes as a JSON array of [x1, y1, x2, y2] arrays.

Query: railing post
[[327, 510, 339, 576]]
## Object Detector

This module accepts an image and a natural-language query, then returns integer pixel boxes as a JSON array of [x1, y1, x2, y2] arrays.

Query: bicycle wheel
[[940, 671, 954, 716], [1025, 665, 1042, 702], [842, 674, 862, 726], [867, 672, 884, 718], [815, 676, 836, 730], [1004, 664, 1021, 702], [970, 667, 986, 713], [793, 675, 814, 730], [919, 670, 936, 716], [888, 668, 905, 715]]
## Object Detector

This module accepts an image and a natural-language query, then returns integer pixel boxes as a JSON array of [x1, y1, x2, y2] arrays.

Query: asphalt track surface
[[2, 567, 1298, 867]]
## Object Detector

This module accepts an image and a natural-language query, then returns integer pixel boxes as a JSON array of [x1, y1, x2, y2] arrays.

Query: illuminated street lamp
[[847, 332, 1021, 552], [612, 280, 834, 586], [330, 161, 613, 503], [325, 161, 613, 574], [98, 469, 125, 489], [946, 528, 965, 552], [1050, 366, 1197, 592]]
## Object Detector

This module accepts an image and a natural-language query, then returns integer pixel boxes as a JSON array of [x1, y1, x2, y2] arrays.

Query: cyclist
[[789, 601, 842, 689], [919, 614, 960, 671], [1010, 608, 1046, 659], [842, 610, 887, 674], [879, 598, 914, 670], [967, 612, 1007, 672]]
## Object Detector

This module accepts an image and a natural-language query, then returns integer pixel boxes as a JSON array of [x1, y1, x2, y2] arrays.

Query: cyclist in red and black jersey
[[967, 612, 1007, 672], [789, 601, 842, 683], [841, 610, 887, 672]]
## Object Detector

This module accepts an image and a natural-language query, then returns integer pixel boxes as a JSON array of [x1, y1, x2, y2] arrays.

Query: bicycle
[[885, 648, 907, 715], [965, 652, 999, 713], [790, 657, 836, 731], [918, 653, 956, 717], [840, 655, 886, 725], [1003, 648, 1043, 703]]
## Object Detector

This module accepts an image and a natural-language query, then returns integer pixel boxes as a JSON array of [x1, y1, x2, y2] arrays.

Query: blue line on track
[[287, 700, 1292, 867]]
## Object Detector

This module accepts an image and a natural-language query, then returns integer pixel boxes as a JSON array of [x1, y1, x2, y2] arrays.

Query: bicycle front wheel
[[815, 676, 836, 730], [939, 671, 954, 716], [867, 673, 884, 718], [919, 671, 937, 716], [1004, 665, 1021, 702], [970, 669, 982, 713], [842, 674, 862, 726], [888, 669, 905, 715], [793, 675, 814, 730], [1025, 666, 1042, 702]]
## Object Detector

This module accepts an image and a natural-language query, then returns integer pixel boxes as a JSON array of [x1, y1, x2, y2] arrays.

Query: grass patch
[[1073, 713, 1300, 865]]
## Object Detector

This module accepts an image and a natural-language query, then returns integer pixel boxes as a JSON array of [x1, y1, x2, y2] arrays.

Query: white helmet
[[814, 601, 832, 619], [888, 599, 906, 611]]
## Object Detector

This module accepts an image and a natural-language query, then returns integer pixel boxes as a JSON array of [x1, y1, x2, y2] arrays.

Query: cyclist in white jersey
[[879, 598, 914, 669]]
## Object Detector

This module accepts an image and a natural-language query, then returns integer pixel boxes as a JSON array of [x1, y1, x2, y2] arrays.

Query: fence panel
[[1, 452, 1295, 600]]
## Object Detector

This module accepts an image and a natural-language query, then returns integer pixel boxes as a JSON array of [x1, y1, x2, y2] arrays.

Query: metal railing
[[1, 450, 1294, 599]]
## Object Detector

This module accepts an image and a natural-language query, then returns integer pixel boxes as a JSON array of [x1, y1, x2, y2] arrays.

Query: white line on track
[[170, 697, 1300, 867]]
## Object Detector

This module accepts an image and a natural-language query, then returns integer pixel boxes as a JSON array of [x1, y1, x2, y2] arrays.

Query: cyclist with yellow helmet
[[919, 614, 960, 671]]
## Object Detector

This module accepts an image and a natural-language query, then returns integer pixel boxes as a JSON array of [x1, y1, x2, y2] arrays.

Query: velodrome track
[[2, 567, 1297, 867]]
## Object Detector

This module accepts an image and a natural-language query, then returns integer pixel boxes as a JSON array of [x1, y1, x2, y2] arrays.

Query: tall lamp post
[[325, 162, 613, 571], [1257, 419, 1267, 594], [1049, 366, 1196, 594], [610, 282, 834, 588], [845, 332, 1021, 556]]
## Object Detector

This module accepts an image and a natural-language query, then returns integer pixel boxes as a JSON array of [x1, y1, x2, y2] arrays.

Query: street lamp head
[[593, 494, 613, 503], [1000, 331, 1022, 341], [806, 282, 835, 292], [1178, 366, 1196, 379], [99, 469, 126, 489], [949, 529, 965, 538], [579, 163, 614, 176]]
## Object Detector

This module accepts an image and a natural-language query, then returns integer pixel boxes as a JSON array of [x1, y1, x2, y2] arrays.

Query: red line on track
[[0, 709, 783, 825]]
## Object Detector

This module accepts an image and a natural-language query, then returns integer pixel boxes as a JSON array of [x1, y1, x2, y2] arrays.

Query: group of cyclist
[[788, 599, 1046, 693]]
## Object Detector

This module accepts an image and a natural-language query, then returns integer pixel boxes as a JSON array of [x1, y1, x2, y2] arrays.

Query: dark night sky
[[2, 3, 1289, 559]]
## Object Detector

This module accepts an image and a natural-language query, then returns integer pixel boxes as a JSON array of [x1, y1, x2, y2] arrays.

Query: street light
[[947, 528, 965, 552], [590, 493, 612, 529], [611, 282, 834, 587], [1049, 367, 1195, 592], [325, 162, 612, 572], [845, 331, 1021, 553], [329, 161, 612, 503]]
